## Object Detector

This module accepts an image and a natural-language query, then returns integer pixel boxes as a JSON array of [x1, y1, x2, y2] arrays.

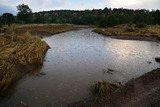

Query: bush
[[155, 57, 160, 63], [135, 23, 146, 28], [99, 16, 119, 27]]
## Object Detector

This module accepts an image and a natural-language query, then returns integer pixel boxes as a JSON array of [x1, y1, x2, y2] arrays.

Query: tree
[[99, 15, 119, 27], [33, 14, 45, 23], [17, 4, 32, 23], [13, 5, 160, 26], [1, 13, 15, 26], [152, 10, 160, 24], [81, 14, 96, 25]]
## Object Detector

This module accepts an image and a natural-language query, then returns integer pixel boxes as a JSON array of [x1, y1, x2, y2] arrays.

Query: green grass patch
[[90, 81, 119, 99]]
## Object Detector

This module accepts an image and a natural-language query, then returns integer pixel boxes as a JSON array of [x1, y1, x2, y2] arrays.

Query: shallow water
[[1, 29, 160, 107]]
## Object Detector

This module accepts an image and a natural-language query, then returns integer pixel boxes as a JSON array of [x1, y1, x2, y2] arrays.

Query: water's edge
[[0, 28, 160, 107]]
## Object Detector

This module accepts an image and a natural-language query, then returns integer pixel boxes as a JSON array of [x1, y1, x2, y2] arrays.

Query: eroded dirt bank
[[69, 68, 160, 107]]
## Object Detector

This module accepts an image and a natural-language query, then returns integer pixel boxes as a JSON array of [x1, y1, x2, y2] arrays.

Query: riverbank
[[0, 24, 88, 92], [0, 24, 88, 37], [0, 32, 49, 92], [94, 25, 160, 41], [69, 68, 160, 107]]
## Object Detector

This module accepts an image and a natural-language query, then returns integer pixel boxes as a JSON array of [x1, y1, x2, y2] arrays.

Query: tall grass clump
[[90, 81, 118, 99], [90, 69, 122, 102], [0, 57, 18, 91], [0, 32, 49, 91], [11, 32, 49, 65]]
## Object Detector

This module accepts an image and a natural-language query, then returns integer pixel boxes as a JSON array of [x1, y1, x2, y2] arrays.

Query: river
[[0, 28, 160, 107]]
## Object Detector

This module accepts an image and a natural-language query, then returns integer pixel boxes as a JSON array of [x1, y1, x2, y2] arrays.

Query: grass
[[90, 68, 123, 102], [0, 32, 49, 91], [94, 24, 160, 39], [103, 69, 114, 75], [90, 81, 120, 99], [1, 24, 84, 37], [0, 57, 18, 91]]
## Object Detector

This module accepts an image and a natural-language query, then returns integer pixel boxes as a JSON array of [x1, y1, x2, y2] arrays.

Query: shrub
[[155, 57, 160, 63], [135, 23, 146, 28]]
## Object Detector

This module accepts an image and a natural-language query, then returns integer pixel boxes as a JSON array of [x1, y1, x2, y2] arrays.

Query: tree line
[[0, 4, 160, 27]]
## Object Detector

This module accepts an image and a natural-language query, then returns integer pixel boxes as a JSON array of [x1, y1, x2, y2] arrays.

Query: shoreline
[[110, 35, 158, 42], [69, 68, 160, 107], [0, 32, 49, 92], [93, 25, 160, 42], [0, 24, 88, 94], [0, 24, 89, 38]]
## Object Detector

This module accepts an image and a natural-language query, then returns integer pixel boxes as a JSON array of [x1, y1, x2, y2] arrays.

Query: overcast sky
[[0, 0, 160, 15]]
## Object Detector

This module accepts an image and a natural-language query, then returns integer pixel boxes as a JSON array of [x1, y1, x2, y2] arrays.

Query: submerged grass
[[0, 32, 49, 91]]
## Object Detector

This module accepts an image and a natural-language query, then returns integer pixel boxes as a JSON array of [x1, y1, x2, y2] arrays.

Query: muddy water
[[1, 29, 160, 107]]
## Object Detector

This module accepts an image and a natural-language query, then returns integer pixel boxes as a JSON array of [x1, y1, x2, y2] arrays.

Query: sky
[[0, 0, 160, 15]]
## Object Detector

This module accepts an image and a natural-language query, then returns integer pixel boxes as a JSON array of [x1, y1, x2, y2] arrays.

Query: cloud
[[106, 0, 160, 10], [0, 4, 17, 15], [0, 0, 159, 15], [25, 0, 68, 11], [0, 0, 68, 13], [67, 0, 106, 10]]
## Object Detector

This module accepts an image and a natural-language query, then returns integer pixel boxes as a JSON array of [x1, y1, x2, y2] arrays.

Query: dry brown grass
[[0, 32, 49, 91], [94, 25, 160, 38], [0, 58, 17, 91], [1, 24, 83, 37]]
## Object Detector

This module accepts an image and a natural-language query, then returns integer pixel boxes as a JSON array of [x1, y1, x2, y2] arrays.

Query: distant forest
[[0, 4, 160, 27]]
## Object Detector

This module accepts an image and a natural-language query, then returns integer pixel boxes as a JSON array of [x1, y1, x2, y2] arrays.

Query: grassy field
[[0, 24, 86, 37], [94, 25, 160, 41]]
